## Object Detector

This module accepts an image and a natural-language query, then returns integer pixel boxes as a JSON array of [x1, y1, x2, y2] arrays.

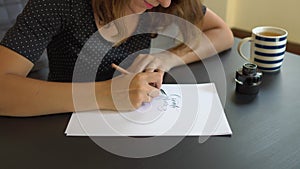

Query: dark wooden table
[[1, 38, 300, 169]]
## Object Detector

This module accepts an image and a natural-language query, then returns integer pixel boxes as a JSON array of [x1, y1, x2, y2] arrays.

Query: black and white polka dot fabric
[[0, 0, 152, 82]]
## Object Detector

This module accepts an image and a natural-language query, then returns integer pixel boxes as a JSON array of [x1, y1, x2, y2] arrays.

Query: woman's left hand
[[127, 51, 183, 73]]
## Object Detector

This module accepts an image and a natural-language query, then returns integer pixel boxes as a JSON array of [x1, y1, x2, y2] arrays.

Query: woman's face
[[126, 0, 172, 14]]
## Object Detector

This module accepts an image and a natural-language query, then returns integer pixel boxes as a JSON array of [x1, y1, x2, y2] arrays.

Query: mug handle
[[237, 37, 252, 62]]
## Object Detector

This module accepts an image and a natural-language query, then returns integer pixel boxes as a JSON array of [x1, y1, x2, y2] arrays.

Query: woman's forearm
[[167, 8, 234, 66], [0, 74, 112, 117], [167, 29, 233, 66]]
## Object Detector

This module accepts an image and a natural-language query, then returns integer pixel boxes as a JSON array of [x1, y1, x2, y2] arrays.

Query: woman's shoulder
[[29, 0, 92, 14], [23, 0, 72, 15], [24, 0, 89, 12], [22, 0, 92, 21], [26, 0, 71, 7]]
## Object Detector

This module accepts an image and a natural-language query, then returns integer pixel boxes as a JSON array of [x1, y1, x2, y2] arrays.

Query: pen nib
[[160, 89, 167, 96]]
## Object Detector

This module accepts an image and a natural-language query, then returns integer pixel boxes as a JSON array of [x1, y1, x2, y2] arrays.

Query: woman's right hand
[[97, 72, 164, 111]]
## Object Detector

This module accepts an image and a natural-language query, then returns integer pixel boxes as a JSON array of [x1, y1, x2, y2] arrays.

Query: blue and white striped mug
[[238, 26, 288, 72]]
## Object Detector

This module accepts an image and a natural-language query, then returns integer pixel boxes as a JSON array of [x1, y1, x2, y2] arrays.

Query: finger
[[144, 88, 161, 102], [147, 89, 160, 98], [156, 68, 165, 73], [146, 94, 153, 103], [149, 71, 164, 89], [142, 92, 153, 103], [155, 79, 163, 89], [149, 82, 157, 89], [142, 72, 164, 83], [144, 62, 157, 72], [146, 72, 164, 90], [147, 68, 164, 88], [145, 68, 155, 72]]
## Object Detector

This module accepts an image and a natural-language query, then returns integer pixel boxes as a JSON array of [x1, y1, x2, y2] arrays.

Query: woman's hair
[[92, 0, 204, 26], [92, 0, 128, 25], [149, 0, 204, 28], [92, 0, 205, 46], [149, 0, 205, 48]]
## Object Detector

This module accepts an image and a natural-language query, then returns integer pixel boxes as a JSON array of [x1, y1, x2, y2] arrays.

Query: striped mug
[[238, 26, 288, 72]]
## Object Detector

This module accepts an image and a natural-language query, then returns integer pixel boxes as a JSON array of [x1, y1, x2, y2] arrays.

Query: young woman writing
[[0, 0, 233, 116]]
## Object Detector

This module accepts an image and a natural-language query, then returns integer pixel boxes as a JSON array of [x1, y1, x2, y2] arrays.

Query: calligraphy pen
[[111, 63, 167, 96]]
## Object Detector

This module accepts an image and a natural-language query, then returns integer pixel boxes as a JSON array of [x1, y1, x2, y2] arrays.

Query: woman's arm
[[168, 8, 234, 65], [127, 8, 234, 73], [0, 46, 107, 116], [0, 46, 162, 117]]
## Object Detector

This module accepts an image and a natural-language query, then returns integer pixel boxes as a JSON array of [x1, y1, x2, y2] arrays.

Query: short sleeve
[[0, 0, 70, 63]]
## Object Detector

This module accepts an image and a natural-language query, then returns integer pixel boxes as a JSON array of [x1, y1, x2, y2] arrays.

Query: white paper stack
[[65, 83, 232, 136]]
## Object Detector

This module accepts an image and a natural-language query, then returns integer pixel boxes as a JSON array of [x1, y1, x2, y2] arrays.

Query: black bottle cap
[[242, 63, 257, 75]]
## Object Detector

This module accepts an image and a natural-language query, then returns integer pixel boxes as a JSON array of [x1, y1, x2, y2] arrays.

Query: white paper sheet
[[65, 83, 232, 136]]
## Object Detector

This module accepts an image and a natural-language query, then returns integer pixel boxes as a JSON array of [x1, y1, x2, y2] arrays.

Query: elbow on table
[[0, 95, 33, 117], [210, 27, 234, 54], [223, 29, 234, 51], [0, 105, 25, 117]]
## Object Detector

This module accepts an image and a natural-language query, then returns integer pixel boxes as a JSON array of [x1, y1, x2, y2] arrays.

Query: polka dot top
[[0, 0, 152, 82], [1, 0, 207, 82]]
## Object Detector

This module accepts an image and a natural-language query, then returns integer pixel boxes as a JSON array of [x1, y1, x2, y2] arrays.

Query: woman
[[0, 0, 233, 116]]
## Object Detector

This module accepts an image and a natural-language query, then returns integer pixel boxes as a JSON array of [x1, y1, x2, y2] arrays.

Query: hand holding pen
[[111, 63, 167, 96]]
